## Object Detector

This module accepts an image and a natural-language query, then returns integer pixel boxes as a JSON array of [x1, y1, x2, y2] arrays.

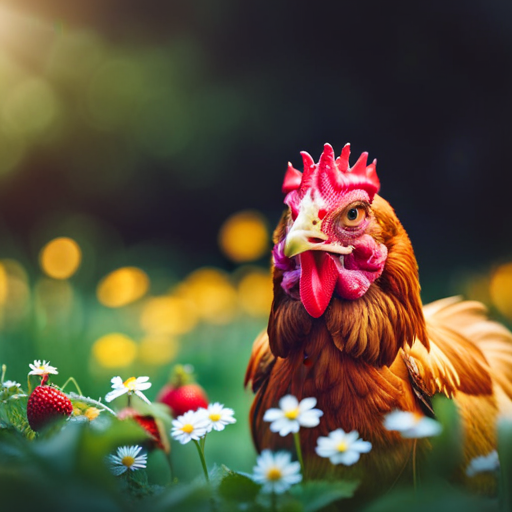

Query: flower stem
[[165, 451, 176, 484], [293, 431, 306, 478], [271, 491, 277, 512], [60, 377, 83, 396], [193, 439, 210, 483], [1, 364, 6, 385]]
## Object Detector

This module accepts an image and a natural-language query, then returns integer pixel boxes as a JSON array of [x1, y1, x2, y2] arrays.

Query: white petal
[[269, 418, 290, 433], [283, 472, 302, 485], [272, 481, 289, 494], [274, 451, 292, 468], [134, 390, 151, 404], [110, 376, 123, 386], [351, 439, 372, 453], [383, 410, 417, 431], [316, 445, 337, 458], [298, 410, 322, 427], [105, 388, 128, 402], [263, 408, 284, 422], [259, 450, 275, 467], [402, 417, 442, 438], [316, 436, 335, 448], [298, 397, 317, 411], [331, 450, 360, 466], [281, 461, 301, 477], [345, 430, 360, 443], [279, 395, 299, 411]]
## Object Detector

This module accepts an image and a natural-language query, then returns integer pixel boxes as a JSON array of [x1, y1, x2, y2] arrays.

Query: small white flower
[[315, 428, 372, 466], [107, 445, 147, 476], [200, 402, 236, 432], [253, 450, 302, 494], [466, 450, 500, 477], [171, 410, 210, 444], [105, 376, 152, 404], [383, 410, 442, 438], [28, 360, 58, 376], [2, 380, 20, 388], [263, 395, 323, 436]]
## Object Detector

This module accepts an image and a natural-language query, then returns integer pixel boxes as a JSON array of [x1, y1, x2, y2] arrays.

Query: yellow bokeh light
[[0, 259, 31, 326], [218, 210, 269, 263], [39, 237, 82, 280], [176, 267, 238, 325], [490, 263, 512, 319], [238, 268, 273, 317], [138, 334, 179, 365], [97, 267, 150, 308], [92, 333, 138, 368], [0, 263, 8, 305], [140, 295, 197, 335]]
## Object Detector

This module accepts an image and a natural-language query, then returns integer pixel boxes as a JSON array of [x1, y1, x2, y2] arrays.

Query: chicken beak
[[283, 200, 327, 258], [284, 222, 327, 258]]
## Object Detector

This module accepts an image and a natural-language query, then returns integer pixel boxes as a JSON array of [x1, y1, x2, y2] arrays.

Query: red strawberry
[[27, 385, 73, 432], [157, 383, 209, 417], [156, 364, 208, 417], [117, 407, 167, 452]]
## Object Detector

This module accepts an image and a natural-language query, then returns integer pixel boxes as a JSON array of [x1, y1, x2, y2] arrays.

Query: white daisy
[[107, 445, 147, 476], [171, 409, 210, 444], [201, 402, 236, 432], [28, 360, 58, 376], [2, 380, 20, 388], [466, 450, 500, 477], [263, 395, 323, 436], [383, 410, 442, 438], [253, 450, 302, 494], [315, 428, 372, 465], [105, 376, 152, 404]]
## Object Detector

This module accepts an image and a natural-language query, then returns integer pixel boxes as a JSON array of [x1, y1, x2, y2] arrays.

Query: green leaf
[[218, 470, 261, 503], [149, 480, 213, 512], [0, 394, 34, 439], [289, 479, 359, 512], [361, 483, 498, 512], [498, 417, 512, 511], [426, 395, 464, 478]]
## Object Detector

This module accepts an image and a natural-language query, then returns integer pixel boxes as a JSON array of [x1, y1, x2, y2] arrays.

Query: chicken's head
[[274, 143, 388, 318]]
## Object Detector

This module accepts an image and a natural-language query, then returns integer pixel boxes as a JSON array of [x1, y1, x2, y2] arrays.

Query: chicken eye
[[342, 205, 367, 227]]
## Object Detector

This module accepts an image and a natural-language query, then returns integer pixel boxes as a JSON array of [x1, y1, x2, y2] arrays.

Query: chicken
[[245, 142, 512, 498]]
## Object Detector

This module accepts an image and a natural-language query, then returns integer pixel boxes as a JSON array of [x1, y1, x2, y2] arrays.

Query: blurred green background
[[2, 0, 512, 485]]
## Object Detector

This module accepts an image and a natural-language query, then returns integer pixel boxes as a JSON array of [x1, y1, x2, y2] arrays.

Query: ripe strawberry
[[156, 364, 208, 417], [117, 407, 167, 451], [27, 385, 73, 432], [157, 383, 209, 417]]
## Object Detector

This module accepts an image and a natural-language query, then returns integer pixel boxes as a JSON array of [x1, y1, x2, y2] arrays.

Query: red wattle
[[299, 251, 338, 318]]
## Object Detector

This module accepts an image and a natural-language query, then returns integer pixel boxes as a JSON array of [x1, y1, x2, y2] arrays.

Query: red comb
[[283, 143, 380, 212]]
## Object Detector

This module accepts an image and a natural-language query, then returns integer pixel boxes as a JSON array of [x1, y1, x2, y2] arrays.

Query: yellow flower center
[[123, 377, 137, 391], [84, 407, 101, 421], [284, 407, 300, 420], [266, 467, 282, 481], [209, 413, 222, 422], [122, 455, 135, 467], [181, 424, 194, 434], [337, 441, 348, 452]]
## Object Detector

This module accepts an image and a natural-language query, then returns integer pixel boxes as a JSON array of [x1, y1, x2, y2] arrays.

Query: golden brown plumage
[[245, 146, 512, 500]]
